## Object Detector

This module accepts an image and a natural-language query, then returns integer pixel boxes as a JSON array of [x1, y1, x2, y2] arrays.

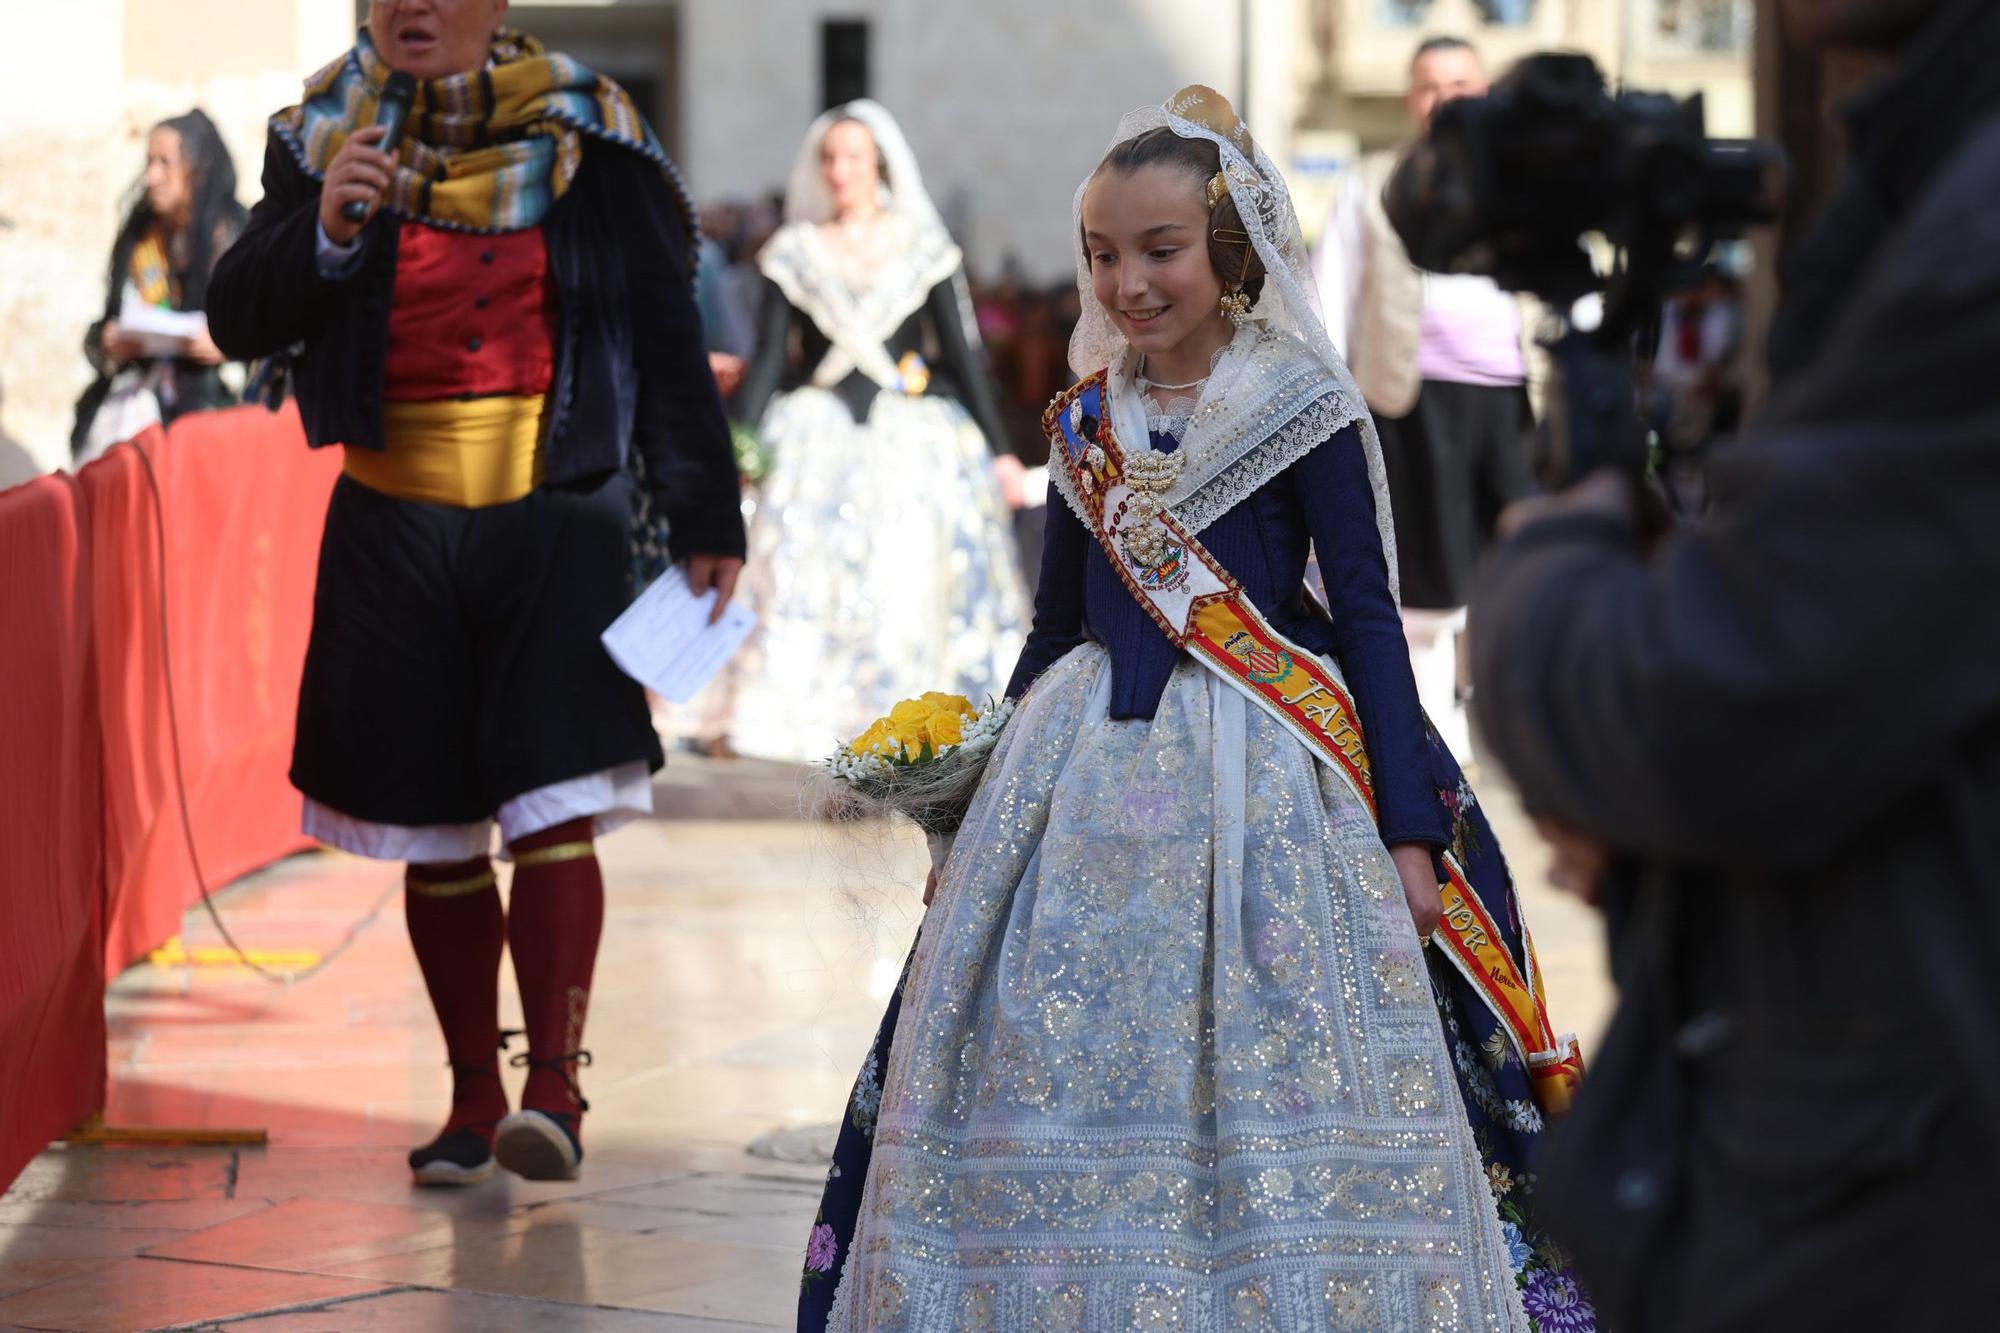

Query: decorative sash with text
[[1046, 372, 1583, 1114]]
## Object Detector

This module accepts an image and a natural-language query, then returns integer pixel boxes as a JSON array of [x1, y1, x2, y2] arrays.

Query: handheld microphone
[[340, 71, 416, 224]]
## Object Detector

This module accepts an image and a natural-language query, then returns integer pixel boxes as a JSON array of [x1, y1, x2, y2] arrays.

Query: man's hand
[[1498, 467, 1672, 548], [318, 125, 398, 247], [1389, 842, 1443, 941], [683, 553, 744, 623], [1535, 818, 1612, 905]]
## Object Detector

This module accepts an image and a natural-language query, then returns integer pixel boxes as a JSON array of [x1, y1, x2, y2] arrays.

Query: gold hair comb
[[1206, 171, 1230, 209]]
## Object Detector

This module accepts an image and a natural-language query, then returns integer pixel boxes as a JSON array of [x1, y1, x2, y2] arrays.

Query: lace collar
[[1052, 323, 1367, 537], [759, 218, 963, 392]]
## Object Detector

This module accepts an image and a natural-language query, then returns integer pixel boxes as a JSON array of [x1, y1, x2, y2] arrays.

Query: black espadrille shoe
[[408, 1050, 512, 1187], [493, 1108, 583, 1181], [495, 1052, 590, 1181], [408, 1127, 496, 1186]]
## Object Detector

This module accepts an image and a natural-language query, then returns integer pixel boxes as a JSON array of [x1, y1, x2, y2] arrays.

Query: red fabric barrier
[[0, 474, 105, 1189], [80, 404, 341, 973]]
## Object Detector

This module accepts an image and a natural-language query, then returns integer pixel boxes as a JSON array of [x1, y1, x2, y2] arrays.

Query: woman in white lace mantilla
[[703, 100, 1029, 762], [800, 88, 1594, 1333]]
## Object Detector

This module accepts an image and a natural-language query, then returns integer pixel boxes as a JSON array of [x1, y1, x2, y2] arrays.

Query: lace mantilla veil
[[761, 99, 980, 391], [1064, 86, 1400, 600], [780, 98, 946, 233]]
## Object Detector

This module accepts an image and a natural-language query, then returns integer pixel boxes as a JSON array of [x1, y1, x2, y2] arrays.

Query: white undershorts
[[303, 762, 653, 863]]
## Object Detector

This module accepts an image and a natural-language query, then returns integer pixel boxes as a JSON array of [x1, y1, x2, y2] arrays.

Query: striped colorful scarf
[[274, 28, 695, 261]]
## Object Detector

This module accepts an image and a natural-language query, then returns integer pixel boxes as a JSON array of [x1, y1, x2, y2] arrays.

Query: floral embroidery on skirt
[[800, 647, 1595, 1330]]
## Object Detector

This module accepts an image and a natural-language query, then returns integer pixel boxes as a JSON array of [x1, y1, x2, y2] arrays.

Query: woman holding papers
[[703, 100, 1030, 762], [207, 1, 743, 1189], [72, 109, 246, 460]]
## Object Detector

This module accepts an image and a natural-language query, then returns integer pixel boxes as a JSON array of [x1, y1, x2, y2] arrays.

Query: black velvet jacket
[[733, 275, 1011, 451], [1008, 421, 1446, 849], [207, 132, 744, 560]]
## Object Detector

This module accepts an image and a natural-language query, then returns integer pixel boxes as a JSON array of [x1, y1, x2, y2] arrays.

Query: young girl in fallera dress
[[798, 88, 1595, 1332]]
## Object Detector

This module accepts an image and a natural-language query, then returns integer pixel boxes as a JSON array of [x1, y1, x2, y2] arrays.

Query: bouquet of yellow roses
[[815, 692, 1016, 840]]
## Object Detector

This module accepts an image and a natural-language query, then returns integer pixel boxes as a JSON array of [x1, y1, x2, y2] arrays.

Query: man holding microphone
[[209, 0, 744, 1187]]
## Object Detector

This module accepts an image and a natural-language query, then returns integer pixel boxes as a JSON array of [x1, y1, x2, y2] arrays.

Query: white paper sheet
[[119, 289, 208, 356], [600, 565, 757, 704]]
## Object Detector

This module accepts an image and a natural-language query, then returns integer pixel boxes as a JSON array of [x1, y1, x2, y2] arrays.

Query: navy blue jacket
[[1007, 422, 1447, 848], [207, 133, 745, 561]]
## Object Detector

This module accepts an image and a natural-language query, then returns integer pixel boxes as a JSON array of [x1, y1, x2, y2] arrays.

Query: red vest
[[383, 223, 557, 402]]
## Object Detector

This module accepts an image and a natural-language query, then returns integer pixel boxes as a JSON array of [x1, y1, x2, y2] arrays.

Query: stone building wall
[[675, 0, 1301, 288]]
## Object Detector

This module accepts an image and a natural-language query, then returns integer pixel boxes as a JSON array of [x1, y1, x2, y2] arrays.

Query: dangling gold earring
[[1219, 288, 1252, 328]]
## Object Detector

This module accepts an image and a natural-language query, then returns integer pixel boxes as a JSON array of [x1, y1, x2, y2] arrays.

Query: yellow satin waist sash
[[344, 395, 546, 508]]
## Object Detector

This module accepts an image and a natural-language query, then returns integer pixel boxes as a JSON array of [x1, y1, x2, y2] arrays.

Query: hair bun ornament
[[1163, 84, 1256, 156], [1206, 171, 1230, 209]]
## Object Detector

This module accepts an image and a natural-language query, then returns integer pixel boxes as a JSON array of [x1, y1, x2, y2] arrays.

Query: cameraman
[[1469, 0, 2000, 1327]]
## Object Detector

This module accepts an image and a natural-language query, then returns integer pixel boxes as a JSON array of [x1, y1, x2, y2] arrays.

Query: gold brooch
[[1119, 447, 1185, 569]]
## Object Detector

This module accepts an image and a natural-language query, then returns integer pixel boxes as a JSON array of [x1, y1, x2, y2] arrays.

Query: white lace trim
[[1142, 388, 1199, 445], [1049, 331, 1371, 541], [826, 1263, 855, 1328], [759, 218, 963, 392], [1174, 386, 1369, 534], [1145, 407, 1193, 444], [1049, 386, 1365, 541]]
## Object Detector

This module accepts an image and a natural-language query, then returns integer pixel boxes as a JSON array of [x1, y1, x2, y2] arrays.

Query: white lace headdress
[[1064, 86, 1399, 596], [779, 98, 943, 233], [763, 99, 972, 393]]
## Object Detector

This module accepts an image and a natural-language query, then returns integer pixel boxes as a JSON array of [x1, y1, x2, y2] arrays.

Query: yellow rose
[[849, 717, 896, 757], [889, 698, 938, 728], [926, 709, 965, 748], [889, 700, 945, 756], [920, 691, 976, 719]]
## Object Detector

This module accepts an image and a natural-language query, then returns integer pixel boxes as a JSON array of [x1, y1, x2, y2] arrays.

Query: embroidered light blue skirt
[[705, 386, 1027, 762], [810, 645, 1546, 1330]]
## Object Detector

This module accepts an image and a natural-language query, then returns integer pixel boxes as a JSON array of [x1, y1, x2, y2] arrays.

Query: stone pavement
[[0, 755, 1611, 1331]]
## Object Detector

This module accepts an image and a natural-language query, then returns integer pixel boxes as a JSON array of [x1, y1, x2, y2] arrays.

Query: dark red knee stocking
[[405, 857, 508, 1140], [506, 818, 604, 1123]]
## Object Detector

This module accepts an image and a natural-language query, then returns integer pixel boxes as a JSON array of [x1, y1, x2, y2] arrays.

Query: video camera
[[1384, 52, 1784, 484]]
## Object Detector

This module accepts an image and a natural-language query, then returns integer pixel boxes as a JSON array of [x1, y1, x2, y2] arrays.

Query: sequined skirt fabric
[[705, 387, 1028, 762], [827, 646, 1528, 1330]]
